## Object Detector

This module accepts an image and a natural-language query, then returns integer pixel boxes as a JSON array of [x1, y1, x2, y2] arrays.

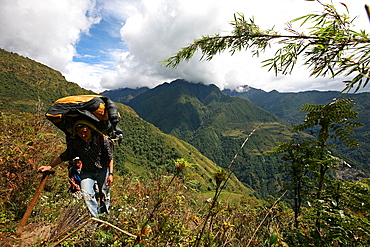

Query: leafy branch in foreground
[[162, 0, 370, 92]]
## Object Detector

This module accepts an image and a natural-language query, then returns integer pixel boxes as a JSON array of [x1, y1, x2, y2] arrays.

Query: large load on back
[[45, 95, 123, 142]]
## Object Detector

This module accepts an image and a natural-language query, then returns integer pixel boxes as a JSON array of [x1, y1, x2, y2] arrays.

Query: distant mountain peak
[[235, 85, 251, 93]]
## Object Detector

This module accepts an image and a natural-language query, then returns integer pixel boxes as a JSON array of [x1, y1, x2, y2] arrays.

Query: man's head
[[75, 124, 92, 142]]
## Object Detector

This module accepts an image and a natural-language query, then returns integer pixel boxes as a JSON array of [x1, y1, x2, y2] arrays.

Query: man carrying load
[[38, 123, 114, 217]]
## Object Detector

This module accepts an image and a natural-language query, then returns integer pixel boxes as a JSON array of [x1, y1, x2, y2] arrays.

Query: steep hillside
[[223, 86, 370, 174], [0, 49, 252, 196], [0, 48, 94, 112], [106, 79, 309, 197], [114, 102, 250, 193]]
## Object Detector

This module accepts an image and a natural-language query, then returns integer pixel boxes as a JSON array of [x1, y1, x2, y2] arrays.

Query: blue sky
[[1, 0, 370, 93], [74, 18, 125, 65]]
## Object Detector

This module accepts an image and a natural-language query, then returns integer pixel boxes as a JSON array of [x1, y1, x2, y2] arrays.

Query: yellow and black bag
[[45, 95, 123, 142]]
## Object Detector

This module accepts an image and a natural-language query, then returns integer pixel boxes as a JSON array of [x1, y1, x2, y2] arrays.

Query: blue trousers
[[80, 168, 110, 217]]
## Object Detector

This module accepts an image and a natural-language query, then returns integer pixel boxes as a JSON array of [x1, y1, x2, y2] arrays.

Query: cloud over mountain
[[1, 0, 369, 93]]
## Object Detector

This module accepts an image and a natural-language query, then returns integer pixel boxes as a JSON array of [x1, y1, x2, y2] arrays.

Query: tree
[[293, 98, 364, 199], [267, 98, 364, 244], [266, 140, 314, 228], [163, 0, 370, 92]]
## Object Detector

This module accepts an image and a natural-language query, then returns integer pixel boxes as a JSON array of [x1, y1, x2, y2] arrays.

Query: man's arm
[[37, 156, 63, 173], [106, 159, 114, 186]]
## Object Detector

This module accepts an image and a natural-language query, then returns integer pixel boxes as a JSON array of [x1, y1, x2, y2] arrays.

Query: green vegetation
[[0, 110, 65, 224], [101, 87, 150, 104], [0, 97, 258, 246], [1, 101, 369, 246], [0, 48, 263, 245], [0, 48, 94, 112], [223, 88, 343, 125], [223, 79, 370, 177], [1, 1, 370, 244], [266, 98, 369, 245], [113, 102, 250, 193], [154, 0, 370, 245]]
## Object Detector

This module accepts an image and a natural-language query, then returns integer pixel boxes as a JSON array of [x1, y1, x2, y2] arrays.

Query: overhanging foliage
[[163, 1, 370, 92]]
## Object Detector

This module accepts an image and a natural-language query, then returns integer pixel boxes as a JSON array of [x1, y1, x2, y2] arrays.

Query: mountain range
[[102, 80, 370, 195]]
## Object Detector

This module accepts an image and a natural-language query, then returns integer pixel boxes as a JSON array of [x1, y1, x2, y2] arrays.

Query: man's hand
[[37, 165, 52, 173], [38, 157, 62, 173], [106, 174, 113, 186], [72, 183, 81, 191]]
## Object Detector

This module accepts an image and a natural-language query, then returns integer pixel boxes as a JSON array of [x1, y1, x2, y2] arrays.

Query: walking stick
[[16, 170, 55, 235]]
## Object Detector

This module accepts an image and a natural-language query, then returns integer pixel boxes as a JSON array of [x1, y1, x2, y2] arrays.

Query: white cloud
[[1, 0, 369, 93], [100, 0, 370, 92], [65, 61, 109, 92], [0, 0, 99, 73]]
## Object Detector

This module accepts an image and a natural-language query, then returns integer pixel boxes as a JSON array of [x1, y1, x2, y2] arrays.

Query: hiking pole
[[16, 170, 55, 235]]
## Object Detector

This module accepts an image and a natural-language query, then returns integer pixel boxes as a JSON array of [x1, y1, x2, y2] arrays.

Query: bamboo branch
[[91, 217, 137, 238], [51, 217, 137, 247], [50, 218, 92, 247]]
